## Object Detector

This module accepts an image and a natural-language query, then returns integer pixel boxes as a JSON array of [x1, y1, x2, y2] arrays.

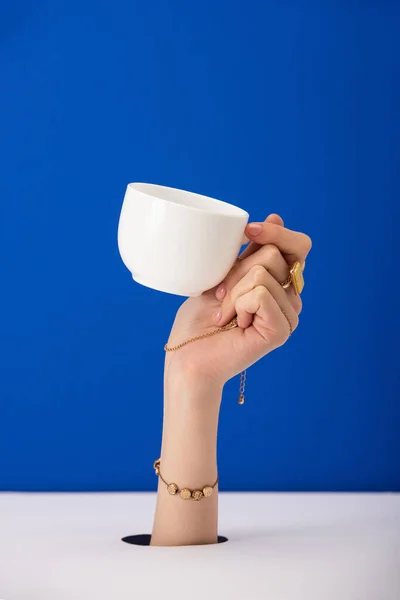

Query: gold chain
[[238, 369, 246, 405], [164, 316, 239, 351], [164, 316, 246, 405]]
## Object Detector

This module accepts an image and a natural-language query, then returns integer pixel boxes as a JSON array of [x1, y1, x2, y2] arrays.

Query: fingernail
[[247, 223, 263, 236], [213, 310, 222, 323], [216, 285, 227, 300]]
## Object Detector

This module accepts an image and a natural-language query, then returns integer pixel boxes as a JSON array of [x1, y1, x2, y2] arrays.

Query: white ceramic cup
[[118, 183, 249, 297]]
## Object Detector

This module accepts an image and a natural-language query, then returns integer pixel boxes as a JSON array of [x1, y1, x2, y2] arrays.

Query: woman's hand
[[165, 214, 312, 387], [152, 214, 311, 546]]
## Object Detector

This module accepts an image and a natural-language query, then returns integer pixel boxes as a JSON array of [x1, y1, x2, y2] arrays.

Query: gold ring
[[280, 261, 304, 296], [280, 308, 293, 337], [280, 274, 292, 289]]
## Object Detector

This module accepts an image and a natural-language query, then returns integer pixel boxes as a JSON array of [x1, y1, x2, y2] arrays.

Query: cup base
[[132, 274, 203, 297]]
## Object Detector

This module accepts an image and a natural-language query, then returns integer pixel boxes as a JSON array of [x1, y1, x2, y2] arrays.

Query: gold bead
[[202, 486, 213, 497], [167, 483, 178, 495], [192, 490, 203, 501], [180, 488, 192, 500], [238, 395, 244, 405]]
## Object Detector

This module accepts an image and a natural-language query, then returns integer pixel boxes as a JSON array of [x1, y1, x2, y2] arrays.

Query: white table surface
[[1, 492, 399, 600]]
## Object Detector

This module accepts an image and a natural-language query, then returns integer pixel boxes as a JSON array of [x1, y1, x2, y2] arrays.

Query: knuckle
[[265, 243, 281, 262], [254, 284, 267, 302], [250, 264, 266, 284]]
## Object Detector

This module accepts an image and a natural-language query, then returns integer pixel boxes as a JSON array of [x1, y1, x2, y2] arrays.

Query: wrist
[[164, 357, 224, 412], [161, 361, 222, 467]]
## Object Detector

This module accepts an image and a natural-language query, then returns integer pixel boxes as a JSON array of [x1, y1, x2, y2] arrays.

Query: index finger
[[245, 222, 312, 263]]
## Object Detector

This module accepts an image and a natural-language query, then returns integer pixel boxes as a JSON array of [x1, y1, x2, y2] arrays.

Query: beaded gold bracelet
[[153, 459, 218, 501]]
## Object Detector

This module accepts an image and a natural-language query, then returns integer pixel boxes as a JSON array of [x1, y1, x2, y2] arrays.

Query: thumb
[[239, 213, 285, 261]]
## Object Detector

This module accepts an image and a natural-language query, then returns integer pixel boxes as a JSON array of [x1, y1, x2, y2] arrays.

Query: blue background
[[1, 1, 399, 492]]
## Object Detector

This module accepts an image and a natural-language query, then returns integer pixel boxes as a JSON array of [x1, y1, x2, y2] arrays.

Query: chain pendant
[[238, 370, 246, 404]]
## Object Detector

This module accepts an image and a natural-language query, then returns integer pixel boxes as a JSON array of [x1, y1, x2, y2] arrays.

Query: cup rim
[[127, 182, 249, 219]]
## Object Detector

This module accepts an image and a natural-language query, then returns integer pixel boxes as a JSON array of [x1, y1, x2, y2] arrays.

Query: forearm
[[151, 364, 223, 546]]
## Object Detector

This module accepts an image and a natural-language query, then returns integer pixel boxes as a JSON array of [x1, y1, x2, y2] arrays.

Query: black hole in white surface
[[121, 534, 228, 546]]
